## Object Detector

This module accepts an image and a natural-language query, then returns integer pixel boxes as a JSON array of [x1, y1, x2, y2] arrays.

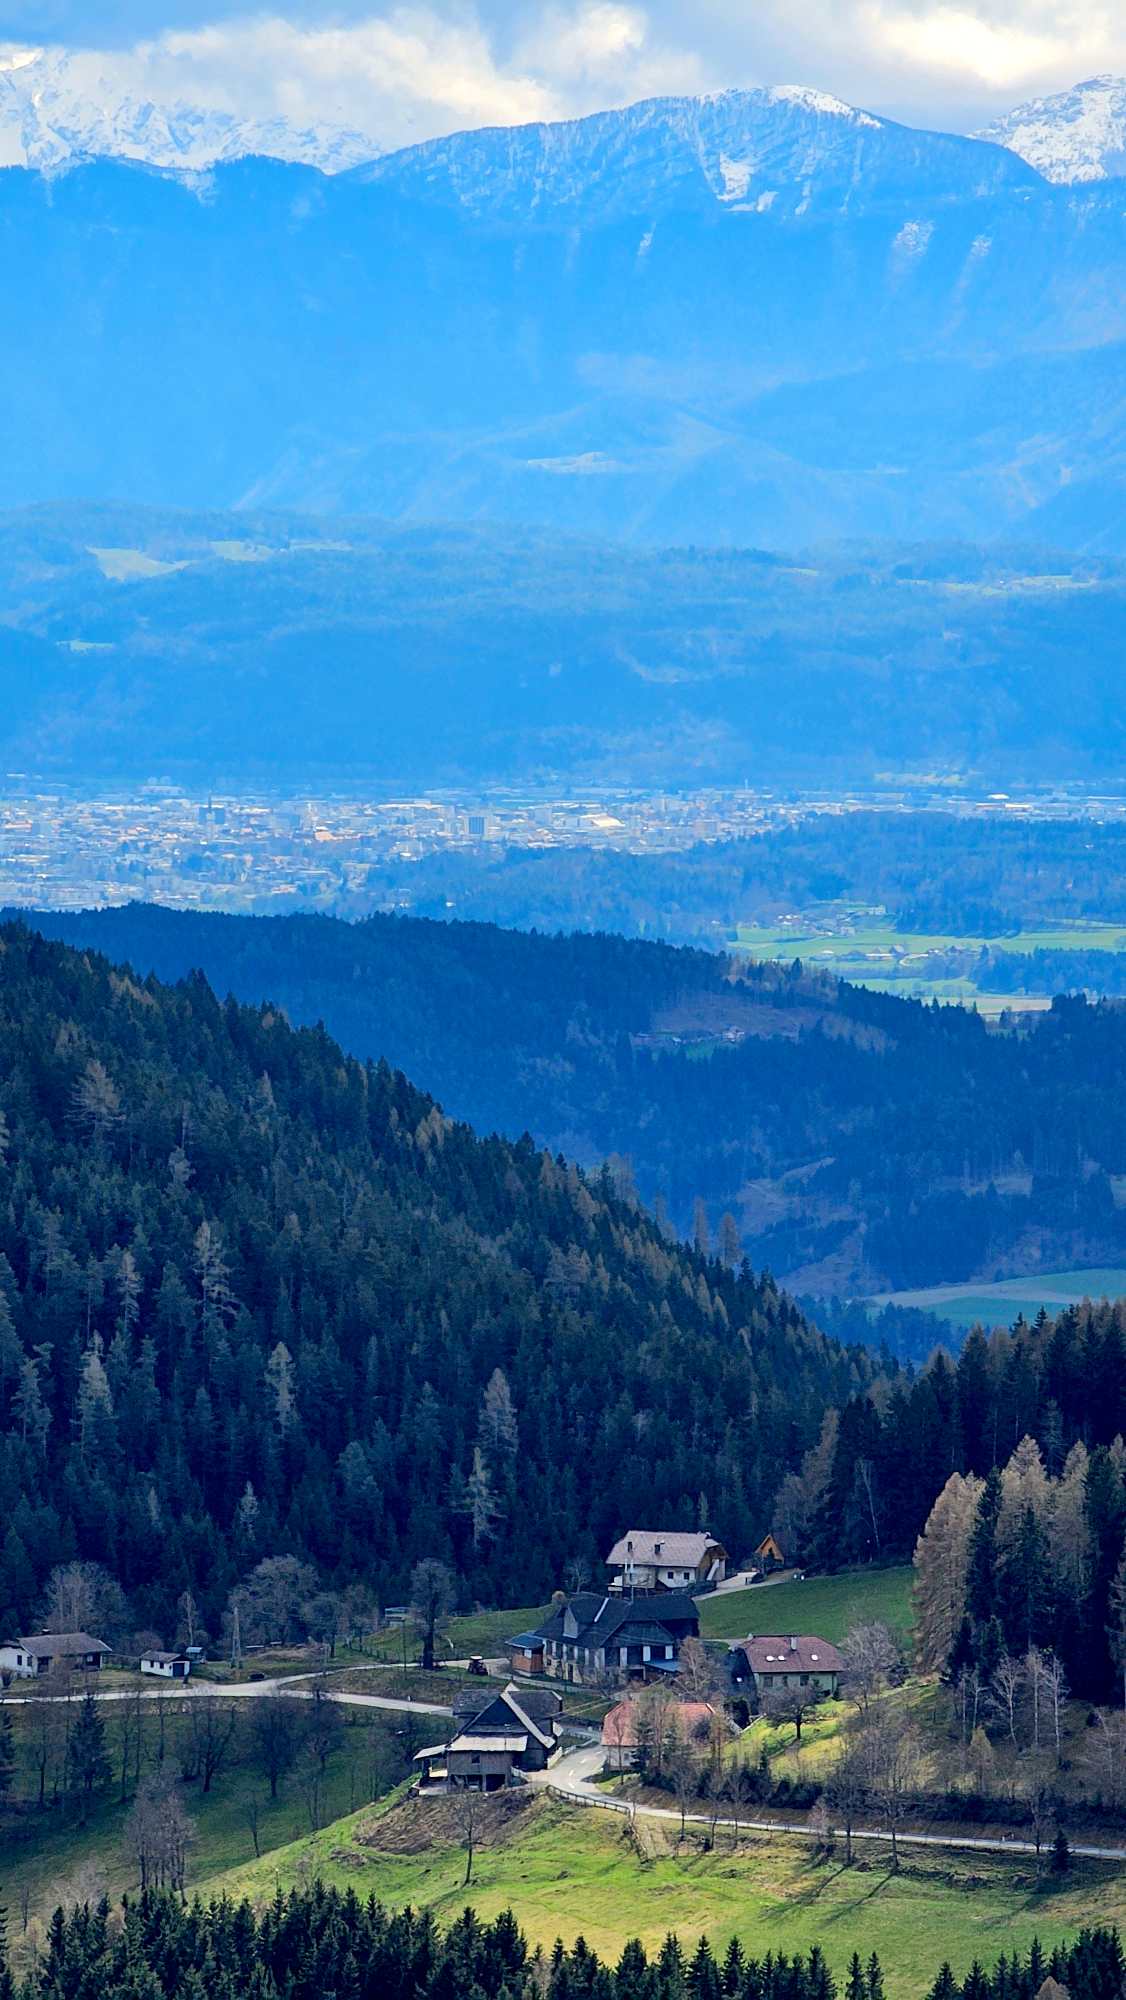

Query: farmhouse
[[140, 1651, 191, 1680], [528, 1590, 700, 1684], [0, 1632, 111, 1679], [729, 1633, 843, 1698], [601, 1696, 717, 1769], [606, 1530, 726, 1594], [414, 1682, 563, 1791]]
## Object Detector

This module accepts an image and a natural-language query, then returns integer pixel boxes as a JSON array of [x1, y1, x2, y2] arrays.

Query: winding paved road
[[534, 1744, 1126, 1864], [1, 1667, 452, 1718]]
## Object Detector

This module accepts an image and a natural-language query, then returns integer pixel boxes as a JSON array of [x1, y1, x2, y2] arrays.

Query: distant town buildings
[[0, 781, 1107, 917]]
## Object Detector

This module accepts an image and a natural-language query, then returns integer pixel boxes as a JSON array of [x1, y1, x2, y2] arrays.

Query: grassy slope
[[0, 1699, 405, 1931], [698, 1568, 914, 1644], [211, 1794, 1125, 1997], [369, 1606, 552, 1663]]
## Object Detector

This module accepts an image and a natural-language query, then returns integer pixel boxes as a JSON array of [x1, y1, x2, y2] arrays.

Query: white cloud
[[860, 1, 1118, 90], [6, 0, 1126, 154], [7, 1, 707, 153]]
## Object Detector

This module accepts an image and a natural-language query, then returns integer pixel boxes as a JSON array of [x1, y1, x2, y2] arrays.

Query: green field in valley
[[732, 916, 1126, 1010], [698, 1565, 914, 1644], [870, 1268, 1126, 1331], [211, 1790, 1125, 1999]]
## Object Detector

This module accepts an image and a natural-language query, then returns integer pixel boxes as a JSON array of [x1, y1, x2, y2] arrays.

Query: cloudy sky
[[0, 0, 1121, 149]]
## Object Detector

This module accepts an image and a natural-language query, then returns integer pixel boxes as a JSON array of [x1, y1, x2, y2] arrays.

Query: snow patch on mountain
[[976, 75, 1126, 184], [0, 44, 379, 173], [768, 84, 880, 129], [359, 85, 1038, 224]]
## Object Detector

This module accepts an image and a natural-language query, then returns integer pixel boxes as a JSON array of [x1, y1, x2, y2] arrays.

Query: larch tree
[[913, 1470, 983, 1672]]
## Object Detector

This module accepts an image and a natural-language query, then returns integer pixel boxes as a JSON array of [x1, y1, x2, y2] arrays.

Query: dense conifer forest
[[787, 1306, 1126, 1681], [23, 903, 1126, 1291], [0, 923, 866, 1644], [3, 1887, 1121, 2000]]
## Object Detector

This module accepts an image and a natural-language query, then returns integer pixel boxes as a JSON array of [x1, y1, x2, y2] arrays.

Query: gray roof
[[537, 1591, 699, 1649], [606, 1530, 725, 1567], [451, 1682, 557, 1749], [17, 1632, 110, 1656]]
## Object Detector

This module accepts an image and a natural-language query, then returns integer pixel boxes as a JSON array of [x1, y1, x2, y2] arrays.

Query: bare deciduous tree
[[824, 1731, 868, 1864], [989, 1654, 1025, 1749], [762, 1679, 822, 1747], [112, 1688, 143, 1804], [184, 1697, 238, 1795], [840, 1622, 901, 1717], [250, 1694, 303, 1800], [126, 1773, 194, 1895], [242, 1792, 263, 1859], [452, 1785, 482, 1886], [409, 1558, 455, 1671], [563, 1554, 591, 1597], [668, 1739, 701, 1841], [676, 1637, 720, 1702], [856, 1707, 921, 1871], [42, 1559, 125, 1640]]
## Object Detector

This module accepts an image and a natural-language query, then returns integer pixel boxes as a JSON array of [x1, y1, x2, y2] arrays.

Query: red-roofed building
[[601, 1697, 717, 1769]]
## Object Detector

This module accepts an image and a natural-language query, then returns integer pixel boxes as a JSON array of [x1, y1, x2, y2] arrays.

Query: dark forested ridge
[[0, 922, 867, 1643], [2, 508, 1126, 786], [22, 902, 1126, 1295], [288, 812, 1126, 945], [5, 1887, 1121, 2000]]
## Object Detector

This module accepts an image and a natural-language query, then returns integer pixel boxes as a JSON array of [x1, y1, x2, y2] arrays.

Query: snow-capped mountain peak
[[976, 75, 1126, 184], [356, 85, 1038, 224], [0, 44, 380, 174], [766, 83, 881, 128]]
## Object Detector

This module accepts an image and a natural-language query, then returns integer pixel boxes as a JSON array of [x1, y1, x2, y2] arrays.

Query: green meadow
[[698, 1566, 914, 1644], [210, 1791, 1126, 1999], [732, 918, 1126, 1009], [871, 1268, 1126, 1331]]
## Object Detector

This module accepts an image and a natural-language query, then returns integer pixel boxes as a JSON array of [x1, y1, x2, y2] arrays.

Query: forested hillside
[[2, 508, 1125, 786], [24, 903, 1126, 1293], [795, 1302, 1126, 1699], [0, 923, 863, 1646], [9, 1887, 1122, 2000]]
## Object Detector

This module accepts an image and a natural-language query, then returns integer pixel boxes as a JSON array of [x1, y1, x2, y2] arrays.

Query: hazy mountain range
[[2, 45, 1125, 189], [3, 78, 1126, 553], [0, 43, 379, 173], [2, 506, 1124, 786]]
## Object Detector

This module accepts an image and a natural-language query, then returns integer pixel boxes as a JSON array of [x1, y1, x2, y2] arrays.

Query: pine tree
[[966, 1467, 1002, 1624], [0, 1707, 14, 1800], [68, 1689, 111, 1820]]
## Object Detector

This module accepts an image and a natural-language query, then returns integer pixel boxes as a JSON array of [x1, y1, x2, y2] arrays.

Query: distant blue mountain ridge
[[2, 84, 1125, 549]]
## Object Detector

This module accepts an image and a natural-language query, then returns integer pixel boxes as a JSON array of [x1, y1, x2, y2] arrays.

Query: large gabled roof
[[738, 1634, 843, 1674], [449, 1682, 558, 1750], [606, 1530, 725, 1567], [16, 1632, 110, 1656], [536, 1590, 699, 1647]]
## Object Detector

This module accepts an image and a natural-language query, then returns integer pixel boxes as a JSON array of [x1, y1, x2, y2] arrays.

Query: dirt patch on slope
[[357, 1787, 541, 1855]]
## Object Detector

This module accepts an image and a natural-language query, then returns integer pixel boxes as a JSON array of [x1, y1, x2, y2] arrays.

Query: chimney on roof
[[788, 1636, 797, 1649]]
